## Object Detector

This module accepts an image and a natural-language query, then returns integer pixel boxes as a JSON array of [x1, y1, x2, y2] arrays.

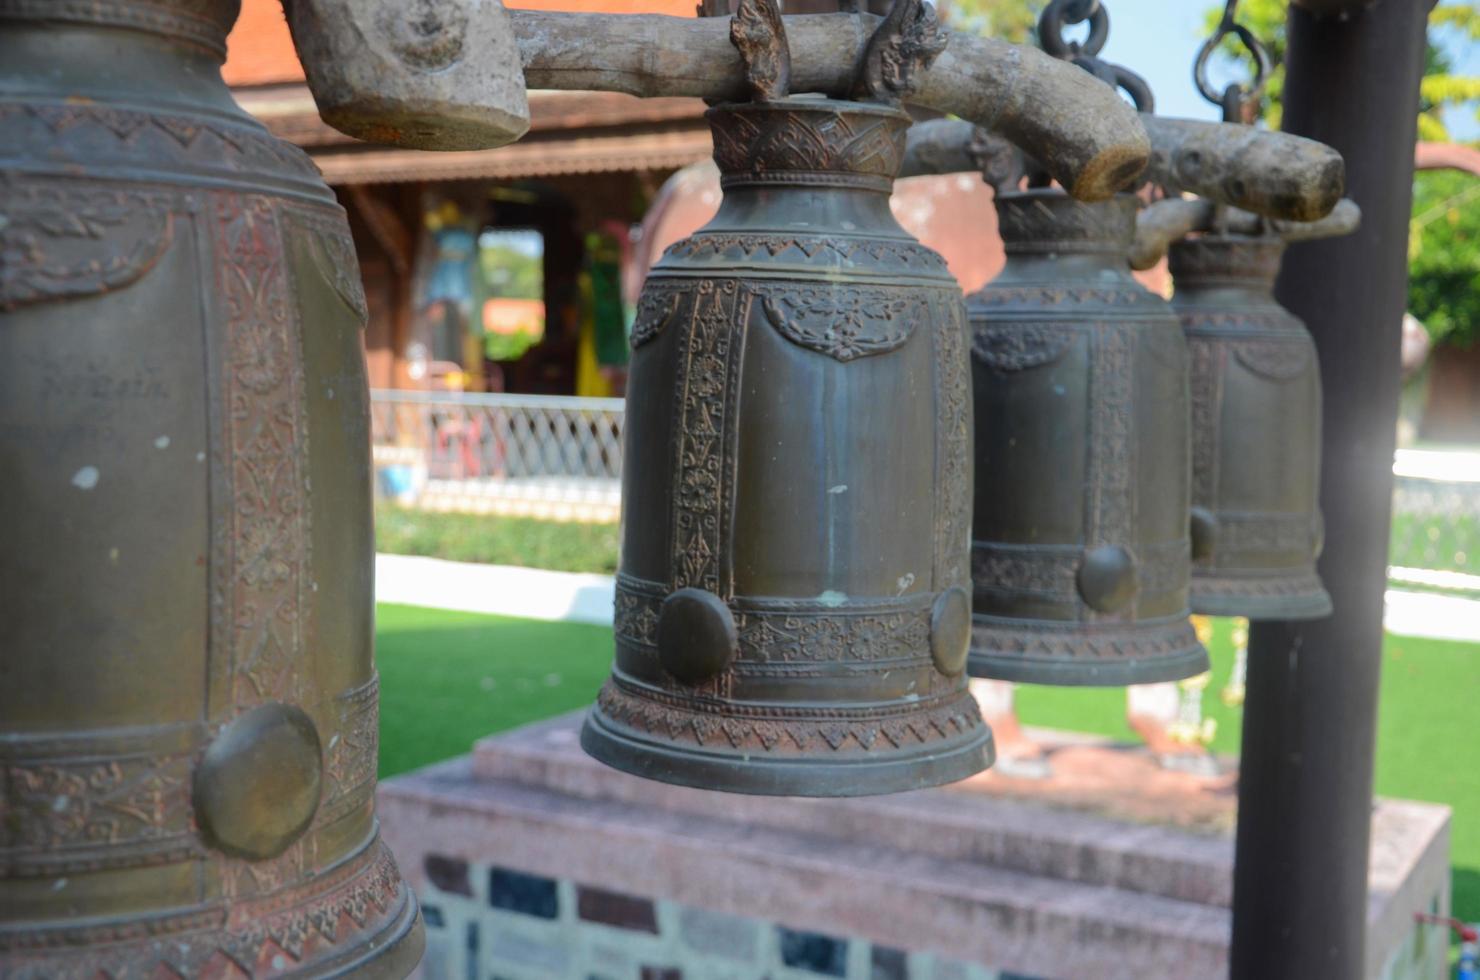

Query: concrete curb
[[375, 553, 614, 627]]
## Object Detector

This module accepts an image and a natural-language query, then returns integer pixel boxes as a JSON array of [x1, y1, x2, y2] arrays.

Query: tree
[[1204, 0, 1480, 346], [1409, 169, 1480, 347], [936, 0, 1038, 43], [1201, 0, 1480, 137]]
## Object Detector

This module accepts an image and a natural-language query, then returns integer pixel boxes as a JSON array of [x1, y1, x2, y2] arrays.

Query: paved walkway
[[376, 553, 1480, 644], [376, 553, 614, 626]]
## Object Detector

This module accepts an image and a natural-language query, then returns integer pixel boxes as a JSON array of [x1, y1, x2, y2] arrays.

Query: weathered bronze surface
[[0, 2, 422, 975], [1169, 233, 1332, 619], [580, 96, 994, 795], [964, 190, 1208, 686]]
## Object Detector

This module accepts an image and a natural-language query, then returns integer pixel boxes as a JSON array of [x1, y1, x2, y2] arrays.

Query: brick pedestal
[[379, 712, 1450, 980]]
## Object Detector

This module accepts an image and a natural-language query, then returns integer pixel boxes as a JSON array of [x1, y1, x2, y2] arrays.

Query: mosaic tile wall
[[415, 855, 1042, 980]]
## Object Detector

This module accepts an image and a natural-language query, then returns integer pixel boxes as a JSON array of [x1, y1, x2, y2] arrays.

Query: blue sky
[[1084, 0, 1479, 138]]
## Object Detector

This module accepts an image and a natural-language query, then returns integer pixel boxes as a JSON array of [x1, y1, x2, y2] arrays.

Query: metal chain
[[1037, 0, 1154, 114], [1038, 0, 1108, 58], [1193, 0, 1271, 122]]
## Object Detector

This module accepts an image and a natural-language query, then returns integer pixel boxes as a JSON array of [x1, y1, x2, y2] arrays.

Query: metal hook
[[1038, 0, 1155, 116], [1193, 0, 1271, 114]]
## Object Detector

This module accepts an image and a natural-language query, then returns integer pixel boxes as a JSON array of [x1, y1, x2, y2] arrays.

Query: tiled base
[[413, 867, 1010, 980], [380, 712, 1452, 980]]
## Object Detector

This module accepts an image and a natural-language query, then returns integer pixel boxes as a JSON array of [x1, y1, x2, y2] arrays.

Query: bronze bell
[[580, 96, 994, 795], [964, 190, 1208, 685], [0, 1, 422, 975], [1168, 233, 1331, 619]]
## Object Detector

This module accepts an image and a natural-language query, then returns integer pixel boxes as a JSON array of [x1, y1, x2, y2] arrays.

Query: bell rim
[[579, 705, 995, 798], [968, 614, 1210, 686], [300, 886, 426, 979], [966, 645, 1211, 687], [1, 841, 426, 978], [1190, 578, 1334, 621]]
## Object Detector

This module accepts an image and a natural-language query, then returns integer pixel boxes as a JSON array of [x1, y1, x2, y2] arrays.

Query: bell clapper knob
[[194, 702, 324, 861], [1077, 544, 1139, 614], [657, 587, 738, 684], [1190, 507, 1219, 562], [930, 586, 972, 677]]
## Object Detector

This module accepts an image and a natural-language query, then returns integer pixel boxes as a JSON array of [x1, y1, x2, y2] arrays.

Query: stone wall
[[415, 855, 1023, 980], [381, 712, 1452, 980]]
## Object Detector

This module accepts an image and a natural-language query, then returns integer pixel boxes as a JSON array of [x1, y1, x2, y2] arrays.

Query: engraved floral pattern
[[934, 297, 972, 590], [1187, 336, 1224, 510], [213, 195, 310, 709], [291, 210, 369, 324], [1233, 337, 1314, 382], [756, 283, 920, 361], [0, 840, 412, 979], [0, 754, 193, 856], [708, 104, 908, 183], [629, 282, 687, 349], [670, 279, 748, 596], [597, 681, 983, 755], [1215, 511, 1320, 555], [970, 323, 1074, 372], [972, 543, 1080, 597], [1087, 324, 1136, 554], [0, 175, 173, 311], [735, 606, 931, 663], [664, 234, 949, 273]]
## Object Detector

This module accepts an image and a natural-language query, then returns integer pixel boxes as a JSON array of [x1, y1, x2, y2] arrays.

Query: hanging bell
[[0, 2, 421, 975], [964, 190, 1208, 686], [1169, 233, 1331, 619], [580, 95, 993, 795]]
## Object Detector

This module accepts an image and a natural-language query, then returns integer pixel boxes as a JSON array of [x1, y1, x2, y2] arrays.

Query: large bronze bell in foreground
[[1169, 233, 1331, 619], [0, 1, 422, 975], [964, 191, 1208, 685], [581, 96, 994, 795]]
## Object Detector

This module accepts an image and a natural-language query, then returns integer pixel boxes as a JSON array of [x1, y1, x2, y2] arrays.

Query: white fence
[[371, 390, 624, 522], [370, 391, 1480, 591], [1390, 448, 1480, 595]]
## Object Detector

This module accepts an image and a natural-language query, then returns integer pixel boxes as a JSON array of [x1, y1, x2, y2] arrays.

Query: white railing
[[1390, 448, 1480, 595], [370, 391, 1480, 578], [371, 389, 624, 521]]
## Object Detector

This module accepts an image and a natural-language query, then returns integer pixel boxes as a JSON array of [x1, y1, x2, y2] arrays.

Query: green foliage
[[1201, 0, 1479, 138], [938, 0, 1038, 43], [1203, 1, 1480, 347], [374, 505, 621, 574], [1200, 0, 1287, 127], [479, 243, 542, 300], [1409, 169, 1480, 346]]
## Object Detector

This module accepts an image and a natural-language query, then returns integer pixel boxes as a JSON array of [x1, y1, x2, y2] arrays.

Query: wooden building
[[224, 0, 712, 395]]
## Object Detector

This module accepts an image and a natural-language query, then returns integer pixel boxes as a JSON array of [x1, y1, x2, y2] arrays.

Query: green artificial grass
[[1013, 616, 1247, 756], [376, 603, 1480, 926], [1015, 621, 1480, 926], [375, 504, 620, 574], [375, 603, 612, 779]]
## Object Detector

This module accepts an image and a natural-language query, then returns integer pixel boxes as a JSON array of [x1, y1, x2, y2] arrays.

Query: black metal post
[[1229, 1, 1432, 977]]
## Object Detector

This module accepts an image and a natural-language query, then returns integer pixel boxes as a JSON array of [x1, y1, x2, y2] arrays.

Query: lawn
[[376, 603, 613, 778], [375, 505, 620, 574], [375, 603, 1480, 926]]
